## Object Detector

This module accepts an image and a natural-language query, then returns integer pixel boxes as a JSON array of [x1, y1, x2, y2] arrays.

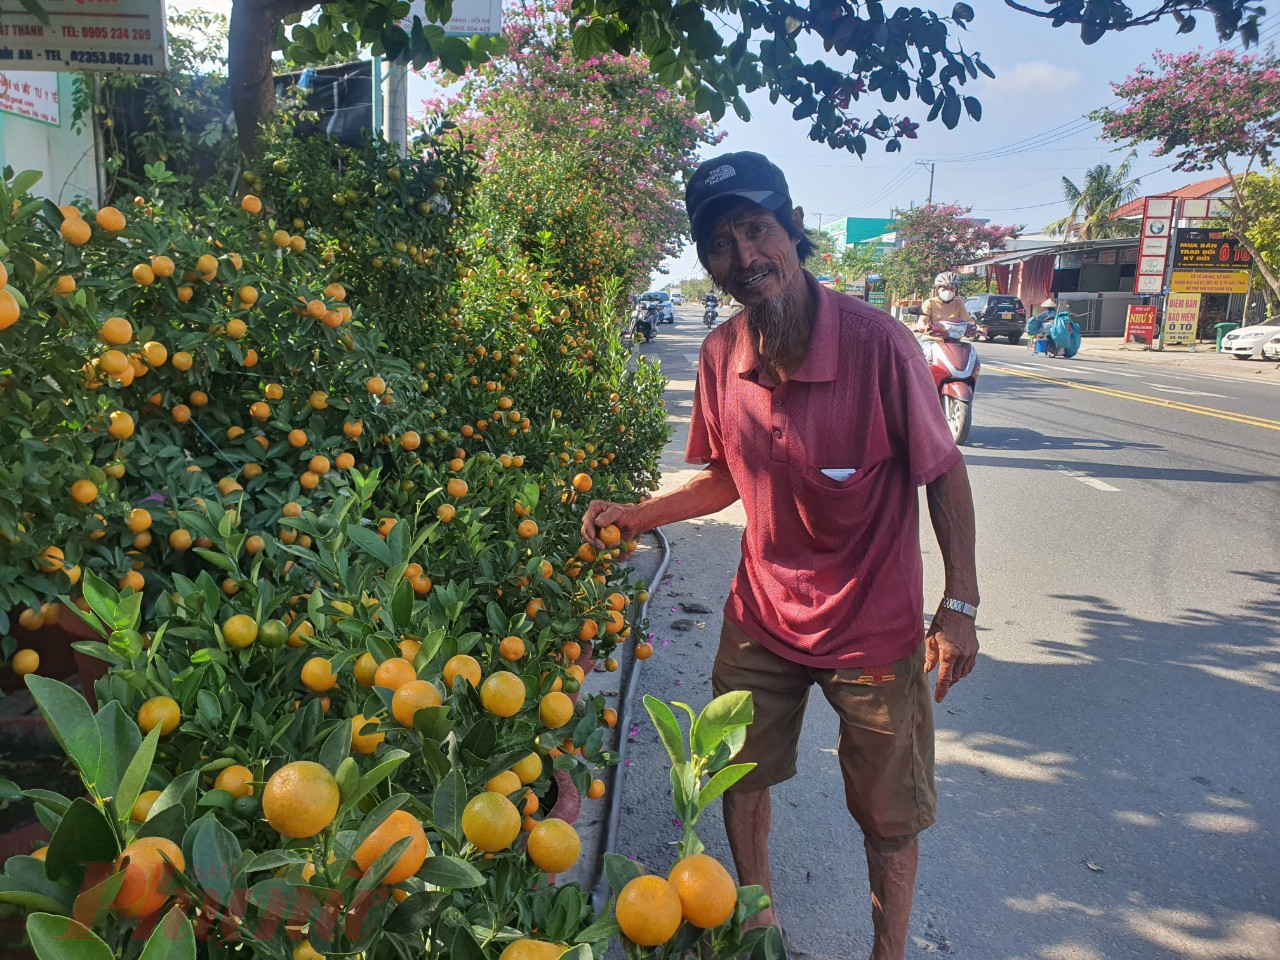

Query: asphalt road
[[610, 306, 1280, 960]]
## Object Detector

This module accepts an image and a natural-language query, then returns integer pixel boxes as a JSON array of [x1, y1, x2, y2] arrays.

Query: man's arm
[[581, 463, 739, 549], [923, 458, 980, 703]]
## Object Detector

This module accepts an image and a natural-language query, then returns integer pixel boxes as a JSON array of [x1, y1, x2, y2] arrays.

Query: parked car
[[1262, 332, 1280, 361], [964, 294, 1027, 344], [639, 290, 674, 323], [1221, 320, 1280, 359]]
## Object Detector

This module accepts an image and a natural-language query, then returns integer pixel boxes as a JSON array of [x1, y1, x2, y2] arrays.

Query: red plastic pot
[[2, 606, 105, 709]]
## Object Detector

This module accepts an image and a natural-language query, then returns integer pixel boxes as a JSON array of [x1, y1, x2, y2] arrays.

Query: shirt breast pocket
[[803, 461, 879, 497]]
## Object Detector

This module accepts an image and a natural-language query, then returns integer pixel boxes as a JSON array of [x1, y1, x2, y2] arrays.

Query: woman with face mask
[[917, 271, 970, 336]]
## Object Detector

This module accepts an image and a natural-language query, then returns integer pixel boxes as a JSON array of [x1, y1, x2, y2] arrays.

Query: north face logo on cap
[[704, 164, 736, 186]]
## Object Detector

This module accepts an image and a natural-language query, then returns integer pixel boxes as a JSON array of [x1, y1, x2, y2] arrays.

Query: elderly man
[[582, 151, 979, 960]]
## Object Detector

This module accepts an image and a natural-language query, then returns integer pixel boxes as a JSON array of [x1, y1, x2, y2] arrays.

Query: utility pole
[[916, 160, 935, 205], [383, 60, 409, 157]]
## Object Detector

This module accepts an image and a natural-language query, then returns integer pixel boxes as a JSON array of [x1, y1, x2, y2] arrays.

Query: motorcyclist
[[917, 272, 971, 337]]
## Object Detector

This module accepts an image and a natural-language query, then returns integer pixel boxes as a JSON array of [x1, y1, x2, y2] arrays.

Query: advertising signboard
[[0, 0, 167, 73], [1123, 304, 1158, 346], [404, 0, 502, 35], [0, 70, 58, 124], [1172, 228, 1251, 270], [1169, 271, 1251, 294], [1164, 293, 1201, 345], [1134, 197, 1176, 294]]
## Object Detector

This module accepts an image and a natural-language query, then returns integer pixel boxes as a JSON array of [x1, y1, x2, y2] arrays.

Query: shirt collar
[[733, 271, 839, 383]]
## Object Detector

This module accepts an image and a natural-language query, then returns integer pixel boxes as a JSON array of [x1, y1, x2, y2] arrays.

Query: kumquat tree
[[0, 50, 777, 960]]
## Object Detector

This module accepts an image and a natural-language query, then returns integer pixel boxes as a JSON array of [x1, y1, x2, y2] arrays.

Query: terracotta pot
[[547, 768, 582, 827], [0, 820, 49, 863], [3, 605, 105, 708], [578, 641, 596, 679]]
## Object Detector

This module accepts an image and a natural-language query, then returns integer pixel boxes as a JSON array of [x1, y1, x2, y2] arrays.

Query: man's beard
[[741, 273, 806, 369]]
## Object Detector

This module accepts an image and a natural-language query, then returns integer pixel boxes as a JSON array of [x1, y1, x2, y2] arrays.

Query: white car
[[671, 293, 684, 305], [1221, 321, 1280, 359], [1262, 332, 1280, 361]]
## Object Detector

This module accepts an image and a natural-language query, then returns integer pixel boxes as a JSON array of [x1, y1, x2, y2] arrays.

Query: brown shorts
[[712, 619, 937, 840]]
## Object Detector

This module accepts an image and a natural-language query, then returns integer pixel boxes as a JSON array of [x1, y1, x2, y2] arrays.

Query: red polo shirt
[[687, 274, 962, 669]]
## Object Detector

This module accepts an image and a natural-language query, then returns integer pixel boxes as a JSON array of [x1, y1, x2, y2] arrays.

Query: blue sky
[[643, 6, 1276, 285]]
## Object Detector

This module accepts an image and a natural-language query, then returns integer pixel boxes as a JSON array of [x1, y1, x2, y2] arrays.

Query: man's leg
[[864, 833, 919, 960], [724, 787, 775, 929], [711, 621, 811, 931], [819, 643, 936, 960]]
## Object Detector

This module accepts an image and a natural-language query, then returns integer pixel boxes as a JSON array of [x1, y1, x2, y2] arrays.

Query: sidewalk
[[1079, 336, 1280, 380]]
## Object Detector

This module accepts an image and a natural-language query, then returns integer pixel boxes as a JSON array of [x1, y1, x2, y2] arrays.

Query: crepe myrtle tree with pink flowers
[[878, 202, 1020, 301], [1094, 48, 1280, 307], [419, 0, 722, 291]]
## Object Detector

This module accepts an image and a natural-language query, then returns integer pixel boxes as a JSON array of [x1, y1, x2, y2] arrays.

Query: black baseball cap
[[685, 151, 793, 242]]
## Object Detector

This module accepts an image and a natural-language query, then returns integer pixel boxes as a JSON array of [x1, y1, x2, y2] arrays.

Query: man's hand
[[924, 605, 978, 703], [581, 500, 646, 551]]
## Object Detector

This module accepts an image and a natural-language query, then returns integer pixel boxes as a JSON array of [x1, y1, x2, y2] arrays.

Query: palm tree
[[1045, 152, 1141, 240]]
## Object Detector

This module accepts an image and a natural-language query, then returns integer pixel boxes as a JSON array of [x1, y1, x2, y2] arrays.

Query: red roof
[[1112, 175, 1235, 220]]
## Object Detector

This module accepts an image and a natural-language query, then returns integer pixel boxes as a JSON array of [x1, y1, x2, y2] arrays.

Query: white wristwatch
[[940, 598, 978, 621]]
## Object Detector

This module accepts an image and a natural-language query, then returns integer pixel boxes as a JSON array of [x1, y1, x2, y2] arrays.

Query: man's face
[[704, 202, 804, 305]]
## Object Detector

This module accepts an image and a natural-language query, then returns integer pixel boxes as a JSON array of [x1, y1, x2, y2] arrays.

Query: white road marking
[[1144, 382, 1230, 399], [683, 353, 702, 364], [1049, 463, 1120, 492]]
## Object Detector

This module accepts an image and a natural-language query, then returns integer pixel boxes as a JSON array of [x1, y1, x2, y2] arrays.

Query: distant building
[[961, 179, 1252, 337]]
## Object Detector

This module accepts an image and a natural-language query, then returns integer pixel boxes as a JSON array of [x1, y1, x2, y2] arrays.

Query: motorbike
[[633, 303, 659, 342], [703, 303, 718, 328], [907, 306, 981, 445]]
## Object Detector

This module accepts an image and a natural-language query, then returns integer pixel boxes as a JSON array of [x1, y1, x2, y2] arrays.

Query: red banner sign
[[1124, 305, 1158, 346]]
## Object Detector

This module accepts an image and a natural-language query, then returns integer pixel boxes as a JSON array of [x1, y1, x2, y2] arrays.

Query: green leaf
[[12, 169, 43, 194], [115, 726, 162, 829], [188, 814, 241, 902], [941, 92, 962, 130], [433, 767, 466, 841], [642, 695, 687, 766], [385, 890, 449, 933], [192, 549, 236, 573], [92, 700, 141, 799], [46, 798, 118, 892], [603, 851, 642, 894], [138, 906, 197, 960], [319, 719, 353, 774], [691, 691, 753, 760], [572, 19, 610, 59], [697, 762, 756, 812], [558, 946, 595, 960], [420, 854, 484, 889], [338, 750, 408, 817], [449, 924, 485, 960], [345, 525, 395, 566], [0, 855, 75, 913], [244, 849, 307, 873], [574, 913, 622, 943], [26, 676, 101, 783], [27, 913, 114, 960]]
